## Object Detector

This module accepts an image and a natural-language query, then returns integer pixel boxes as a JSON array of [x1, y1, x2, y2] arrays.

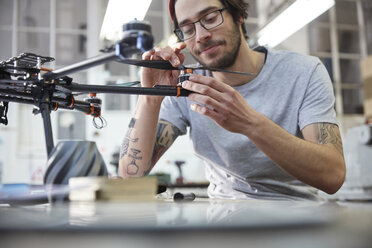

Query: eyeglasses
[[174, 8, 227, 41]]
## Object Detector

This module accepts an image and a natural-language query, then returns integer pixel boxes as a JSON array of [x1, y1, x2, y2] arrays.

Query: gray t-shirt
[[159, 48, 337, 200]]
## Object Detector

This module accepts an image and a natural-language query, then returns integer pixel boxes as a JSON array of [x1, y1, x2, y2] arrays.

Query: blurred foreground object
[[44, 141, 108, 185], [69, 176, 157, 202]]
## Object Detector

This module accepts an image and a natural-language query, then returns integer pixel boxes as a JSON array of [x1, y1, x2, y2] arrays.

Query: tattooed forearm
[[127, 148, 143, 175], [120, 118, 142, 176], [120, 118, 181, 177], [314, 123, 344, 156], [120, 118, 139, 160], [142, 145, 167, 177], [156, 119, 181, 146], [148, 119, 182, 169]]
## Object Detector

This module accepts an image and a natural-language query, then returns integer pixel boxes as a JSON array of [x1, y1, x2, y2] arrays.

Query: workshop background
[[0, 0, 371, 189]]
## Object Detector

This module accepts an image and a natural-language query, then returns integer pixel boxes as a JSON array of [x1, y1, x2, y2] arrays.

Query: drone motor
[[116, 19, 154, 59], [178, 68, 194, 86], [84, 93, 107, 129]]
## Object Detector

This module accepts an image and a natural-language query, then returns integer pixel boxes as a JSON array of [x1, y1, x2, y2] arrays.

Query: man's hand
[[141, 42, 187, 89], [181, 73, 258, 134]]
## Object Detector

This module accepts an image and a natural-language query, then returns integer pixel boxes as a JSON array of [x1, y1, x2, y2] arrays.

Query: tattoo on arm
[[120, 118, 139, 160], [313, 123, 344, 156], [127, 148, 143, 175], [120, 118, 181, 177], [120, 118, 143, 176], [143, 119, 181, 176]]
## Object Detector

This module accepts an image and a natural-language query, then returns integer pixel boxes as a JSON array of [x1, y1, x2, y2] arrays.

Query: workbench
[[0, 196, 371, 248]]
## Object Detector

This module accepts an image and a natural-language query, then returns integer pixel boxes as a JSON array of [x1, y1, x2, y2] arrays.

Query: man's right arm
[[118, 96, 181, 178], [118, 43, 186, 178]]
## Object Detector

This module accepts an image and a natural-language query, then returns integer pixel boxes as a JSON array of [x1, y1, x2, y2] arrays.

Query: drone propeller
[[42, 52, 256, 81], [117, 58, 256, 76], [117, 58, 178, 70]]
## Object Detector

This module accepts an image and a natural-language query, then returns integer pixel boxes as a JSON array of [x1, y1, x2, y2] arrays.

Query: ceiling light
[[100, 0, 152, 41], [256, 0, 335, 48]]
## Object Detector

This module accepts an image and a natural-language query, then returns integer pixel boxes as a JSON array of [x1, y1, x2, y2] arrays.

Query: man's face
[[175, 0, 242, 69]]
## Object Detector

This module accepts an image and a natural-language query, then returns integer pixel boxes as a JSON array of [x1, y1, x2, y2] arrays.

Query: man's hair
[[169, 0, 249, 40]]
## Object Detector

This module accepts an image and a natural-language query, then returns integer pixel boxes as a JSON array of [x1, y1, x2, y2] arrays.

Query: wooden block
[[68, 177, 158, 202]]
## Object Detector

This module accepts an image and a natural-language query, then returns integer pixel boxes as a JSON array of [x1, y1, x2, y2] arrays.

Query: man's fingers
[[182, 80, 226, 104], [173, 42, 187, 53], [188, 94, 226, 113], [189, 74, 231, 93], [190, 103, 222, 121], [152, 47, 182, 67], [151, 53, 164, 61], [142, 49, 155, 60], [178, 53, 185, 65], [142, 45, 185, 67]]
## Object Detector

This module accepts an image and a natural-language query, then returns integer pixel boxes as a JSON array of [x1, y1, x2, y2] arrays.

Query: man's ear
[[237, 16, 245, 35], [237, 15, 244, 25]]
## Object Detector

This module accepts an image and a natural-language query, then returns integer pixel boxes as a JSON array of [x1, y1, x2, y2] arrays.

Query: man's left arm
[[241, 116, 346, 195], [182, 74, 346, 194], [302, 123, 344, 156], [300, 122, 346, 191]]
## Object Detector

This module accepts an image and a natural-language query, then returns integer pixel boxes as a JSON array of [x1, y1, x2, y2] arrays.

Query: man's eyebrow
[[178, 6, 220, 26]]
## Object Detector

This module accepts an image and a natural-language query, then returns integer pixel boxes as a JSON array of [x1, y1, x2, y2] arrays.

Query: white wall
[[0, 104, 48, 184], [277, 26, 310, 55]]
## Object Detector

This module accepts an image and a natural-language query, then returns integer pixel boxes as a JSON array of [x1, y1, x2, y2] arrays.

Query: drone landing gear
[[0, 101, 9, 125]]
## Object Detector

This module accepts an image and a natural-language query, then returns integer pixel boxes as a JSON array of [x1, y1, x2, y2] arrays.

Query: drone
[[0, 20, 254, 157]]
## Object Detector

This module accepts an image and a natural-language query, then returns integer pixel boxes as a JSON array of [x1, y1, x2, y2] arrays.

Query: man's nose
[[195, 23, 211, 43]]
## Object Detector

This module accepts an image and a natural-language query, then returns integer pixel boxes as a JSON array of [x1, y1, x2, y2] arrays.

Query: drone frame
[[0, 35, 191, 157]]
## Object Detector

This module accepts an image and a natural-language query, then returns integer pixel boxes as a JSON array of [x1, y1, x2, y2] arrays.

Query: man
[[119, 0, 346, 200]]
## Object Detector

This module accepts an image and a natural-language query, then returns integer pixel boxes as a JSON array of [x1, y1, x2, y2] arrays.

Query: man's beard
[[191, 23, 241, 69]]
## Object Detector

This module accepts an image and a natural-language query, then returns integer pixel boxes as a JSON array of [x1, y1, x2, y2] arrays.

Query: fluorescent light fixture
[[100, 0, 152, 41], [257, 0, 335, 47]]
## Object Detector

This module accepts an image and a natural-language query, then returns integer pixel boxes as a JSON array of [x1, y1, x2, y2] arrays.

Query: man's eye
[[203, 13, 218, 24], [182, 25, 194, 35]]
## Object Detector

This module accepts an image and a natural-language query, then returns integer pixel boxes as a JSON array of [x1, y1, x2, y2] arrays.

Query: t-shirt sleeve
[[159, 96, 189, 135], [298, 60, 337, 130]]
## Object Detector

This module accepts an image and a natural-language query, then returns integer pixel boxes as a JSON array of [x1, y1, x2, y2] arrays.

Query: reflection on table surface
[[0, 198, 371, 248]]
